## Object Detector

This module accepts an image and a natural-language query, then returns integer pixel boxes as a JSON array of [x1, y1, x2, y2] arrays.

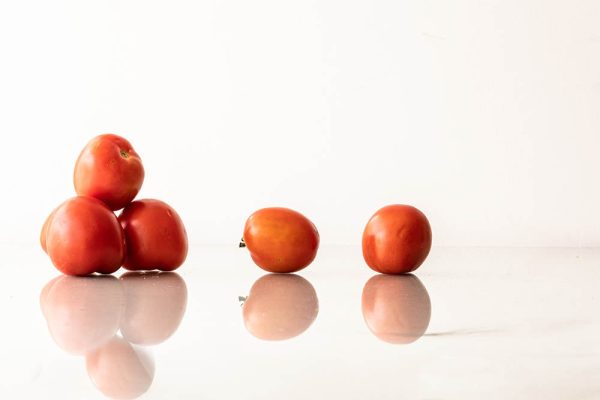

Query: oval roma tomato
[[361, 274, 431, 344], [74, 134, 144, 211], [45, 196, 126, 276], [362, 204, 432, 274], [118, 199, 188, 271], [242, 207, 319, 273], [242, 274, 318, 341]]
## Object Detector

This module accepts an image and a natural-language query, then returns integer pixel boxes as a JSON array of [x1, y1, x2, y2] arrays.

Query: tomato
[[40, 275, 124, 354], [242, 207, 319, 273], [118, 199, 188, 271], [45, 196, 125, 276], [362, 204, 432, 274], [242, 274, 318, 341], [74, 134, 144, 211], [119, 272, 187, 345], [361, 274, 431, 344], [86, 336, 155, 399], [40, 207, 57, 253]]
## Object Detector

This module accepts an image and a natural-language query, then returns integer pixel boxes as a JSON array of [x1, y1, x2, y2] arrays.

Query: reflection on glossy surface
[[40, 272, 187, 399], [86, 336, 155, 400], [120, 272, 188, 345], [40, 275, 125, 354], [361, 274, 431, 344], [243, 274, 319, 341]]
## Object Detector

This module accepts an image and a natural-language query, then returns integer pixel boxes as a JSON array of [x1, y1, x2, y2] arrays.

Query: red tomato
[[40, 207, 57, 253], [242, 274, 318, 341], [74, 134, 144, 211], [242, 207, 319, 273], [361, 274, 431, 344], [119, 272, 187, 345], [45, 196, 126, 276], [118, 199, 188, 271], [362, 205, 432, 274]]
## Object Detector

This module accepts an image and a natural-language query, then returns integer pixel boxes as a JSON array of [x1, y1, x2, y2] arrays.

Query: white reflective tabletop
[[1, 245, 599, 399]]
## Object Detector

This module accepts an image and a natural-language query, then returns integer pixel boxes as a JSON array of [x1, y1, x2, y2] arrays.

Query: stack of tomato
[[41, 134, 188, 276]]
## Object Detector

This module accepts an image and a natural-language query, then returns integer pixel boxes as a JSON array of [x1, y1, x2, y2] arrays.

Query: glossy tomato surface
[[74, 134, 144, 211], [45, 196, 126, 276], [242, 274, 319, 341], [361, 274, 431, 344], [242, 207, 319, 273], [118, 199, 188, 271], [362, 204, 432, 274], [40, 207, 57, 253]]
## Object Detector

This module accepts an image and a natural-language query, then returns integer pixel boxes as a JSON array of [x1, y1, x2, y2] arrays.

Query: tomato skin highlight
[[362, 205, 432, 274], [74, 134, 144, 211], [40, 208, 57, 253], [118, 199, 188, 271], [45, 196, 126, 276], [242, 207, 319, 273]]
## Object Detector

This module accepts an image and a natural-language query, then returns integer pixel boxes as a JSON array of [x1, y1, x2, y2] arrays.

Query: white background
[[1, 0, 599, 247]]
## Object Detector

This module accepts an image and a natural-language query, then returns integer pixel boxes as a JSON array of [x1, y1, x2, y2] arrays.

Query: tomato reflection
[[361, 274, 431, 344], [242, 274, 319, 341], [40, 272, 187, 399], [40, 275, 125, 355]]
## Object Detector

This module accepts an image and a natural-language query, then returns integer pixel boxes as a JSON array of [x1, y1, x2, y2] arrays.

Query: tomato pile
[[41, 134, 188, 276], [40, 272, 187, 398]]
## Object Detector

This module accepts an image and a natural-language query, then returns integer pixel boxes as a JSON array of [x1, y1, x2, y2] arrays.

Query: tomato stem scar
[[239, 238, 246, 248], [120, 150, 129, 158]]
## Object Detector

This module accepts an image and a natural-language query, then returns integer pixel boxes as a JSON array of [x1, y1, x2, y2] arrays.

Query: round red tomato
[[44, 196, 126, 276], [362, 204, 432, 274], [361, 274, 431, 344], [242, 274, 318, 341], [242, 207, 319, 273], [118, 199, 188, 271], [74, 134, 144, 211]]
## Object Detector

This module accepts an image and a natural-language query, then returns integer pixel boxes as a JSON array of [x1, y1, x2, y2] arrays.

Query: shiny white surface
[[1, 245, 599, 399]]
